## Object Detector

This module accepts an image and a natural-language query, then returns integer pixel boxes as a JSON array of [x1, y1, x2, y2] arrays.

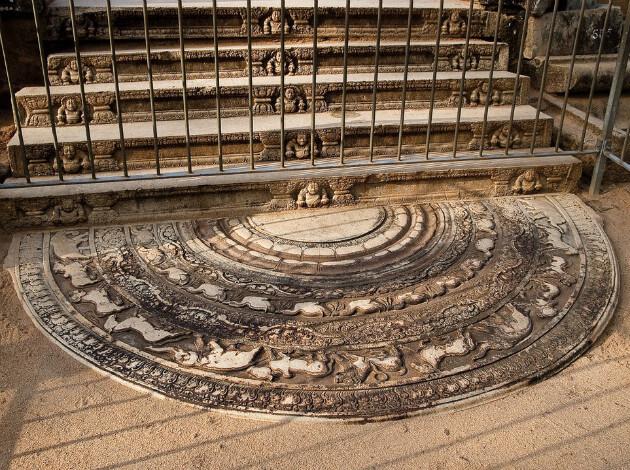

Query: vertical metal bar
[[554, 0, 587, 151], [396, 0, 414, 161], [505, 0, 531, 155], [580, 0, 612, 152], [452, 0, 475, 158], [621, 128, 630, 162], [142, 0, 160, 175], [246, 0, 255, 170], [368, 0, 383, 163], [590, 0, 630, 195], [0, 15, 30, 183], [530, 0, 560, 154], [177, 0, 192, 173], [339, 0, 350, 165], [479, 0, 503, 157], [32, 0, 63, 181], [310, 0, 318, 167], [212, 0, 223, 171], [106, 0, 128, 177], [69, 0, 96, 178], [425, 0, 445, 159], [280, 0, 286, 168]]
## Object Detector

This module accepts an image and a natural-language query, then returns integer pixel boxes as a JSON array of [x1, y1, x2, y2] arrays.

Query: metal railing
[[0, 0, 627, 190]]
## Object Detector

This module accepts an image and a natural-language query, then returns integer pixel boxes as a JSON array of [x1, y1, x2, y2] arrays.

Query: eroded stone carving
[[57, 96, 84, 125], [296, 181, 329, 208], [60, 59, 95, 85], [265, 49, 297, 76], [490, 124, 522, 149], [512, 170, 544, 194], [262, 8, 291, 35], [285, 132, 314, 160], [450, 51, 480, 71], [469, 81, 504, 106], [442, 11, 467, 35], [60, 144, 90, 174], [276, 86, 307, 113]]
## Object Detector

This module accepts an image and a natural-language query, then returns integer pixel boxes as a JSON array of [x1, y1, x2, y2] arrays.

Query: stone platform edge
[[0, 155, 581, 231]]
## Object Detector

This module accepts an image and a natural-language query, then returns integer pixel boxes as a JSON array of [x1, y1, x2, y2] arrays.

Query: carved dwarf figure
[[285, 133, 312, 159], [490, 124, 521, 149], [470, 81, 502, 106], [50, 199, 86, 226], [60, 59, 94, 85], [266, 50, 297, 76], [512, 170, 544, 194], [297, 182, 329, 208], [276, 87, 306, 113], [263, 9, 290, 35], [442, 11, 467, 35], [61, 144, 89, 174], [57, 97, 83, 125], [451, 52, 479, 71]]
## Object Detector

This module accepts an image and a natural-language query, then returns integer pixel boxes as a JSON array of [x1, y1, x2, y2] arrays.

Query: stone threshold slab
[[0, 154, 581, 229], [18, 71, 528, 127], [47, 39, 507, 85], [6, 191, 615, 420]]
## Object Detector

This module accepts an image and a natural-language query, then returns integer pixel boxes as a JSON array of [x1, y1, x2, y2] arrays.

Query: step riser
[[9, 118, 552, 177], [47, 43, 509, 85], [0, 156, 580, 231], [18, 77, 528, 127], [47, 7, 496, 42]]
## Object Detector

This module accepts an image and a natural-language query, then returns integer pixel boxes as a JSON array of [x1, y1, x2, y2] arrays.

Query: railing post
[[590, 0, 630, 195]]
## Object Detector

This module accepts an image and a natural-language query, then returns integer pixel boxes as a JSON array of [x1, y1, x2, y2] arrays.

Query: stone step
[[8, 106, 553, 177], [18, 70, 528, 127], [47, 39, 509, 86], [0, 154, 581, 230], [45, 0, 497, 42]]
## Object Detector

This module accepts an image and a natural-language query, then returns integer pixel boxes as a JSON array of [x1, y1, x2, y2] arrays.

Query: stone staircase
[[1, 0, 581, 229]]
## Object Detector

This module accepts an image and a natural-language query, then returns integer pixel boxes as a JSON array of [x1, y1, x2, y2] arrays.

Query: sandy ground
[[1, 183, 630, 470]]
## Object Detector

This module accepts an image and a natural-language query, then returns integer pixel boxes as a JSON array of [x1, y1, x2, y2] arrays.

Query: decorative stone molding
[[45, 42, 508, 85], [87, 94, 116, 125]]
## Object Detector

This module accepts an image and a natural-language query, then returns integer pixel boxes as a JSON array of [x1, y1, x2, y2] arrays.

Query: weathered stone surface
[[7, 194, 618, 419], [523, 6, 623, 59], [6, 107, 554, 177], [17, 71, 527, 127], [46, 40, 510, 84], [0, 154, 581, 230], [479, 0, 602, 17], [525, 54, 630, 93], [541, 91, 630, 182]]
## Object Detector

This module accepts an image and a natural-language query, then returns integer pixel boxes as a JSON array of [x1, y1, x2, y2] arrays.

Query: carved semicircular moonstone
[[10, 194, 618, 420]]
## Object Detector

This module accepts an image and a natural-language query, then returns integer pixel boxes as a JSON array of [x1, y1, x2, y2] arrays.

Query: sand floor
[[1, 183, 630, 470]]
